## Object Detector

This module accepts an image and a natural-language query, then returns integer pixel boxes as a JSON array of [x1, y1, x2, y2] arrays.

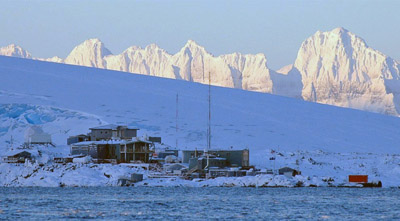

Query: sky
[[0, 0, 399, 70]]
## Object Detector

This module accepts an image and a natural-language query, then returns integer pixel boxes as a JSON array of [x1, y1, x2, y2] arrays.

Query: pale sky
[[0, 0, 399, 70]]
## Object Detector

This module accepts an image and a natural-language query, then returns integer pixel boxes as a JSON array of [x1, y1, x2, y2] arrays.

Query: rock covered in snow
[[104, 39, 274, 92], [0, 44, 32, 58], [291, 27, 400, 115], [64, 38, 112, 69], [36, 56, 64, 63], [72, 156, 92, 164]]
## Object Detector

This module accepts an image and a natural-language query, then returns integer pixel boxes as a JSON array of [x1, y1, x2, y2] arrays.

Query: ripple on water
[[1, 187, 400, 220]]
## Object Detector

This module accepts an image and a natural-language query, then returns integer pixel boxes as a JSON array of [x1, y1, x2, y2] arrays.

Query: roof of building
[[71, 141, 98, 146], [182, 149, 247, 152], [72, 137, 153, 146], [2, 149, 38, 157], [89, 124, 139, 130], [128, 138, 153, 144], [279, 167, 297, 172]]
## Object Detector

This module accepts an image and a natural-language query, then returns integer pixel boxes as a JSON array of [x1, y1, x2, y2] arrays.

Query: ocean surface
[[0, 187, 399, 220]]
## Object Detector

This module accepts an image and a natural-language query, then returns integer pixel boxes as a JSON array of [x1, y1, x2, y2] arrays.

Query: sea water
[[0, 187, 399, 220]]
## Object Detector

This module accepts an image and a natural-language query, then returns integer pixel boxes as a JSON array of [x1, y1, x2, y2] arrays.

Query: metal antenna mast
[[204, 71, 212, 173], [208, 71, 211, 151], [176, 93, 179, 149]]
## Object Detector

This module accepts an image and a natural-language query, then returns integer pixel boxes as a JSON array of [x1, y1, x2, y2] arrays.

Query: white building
[[24, 126, 52, 145]]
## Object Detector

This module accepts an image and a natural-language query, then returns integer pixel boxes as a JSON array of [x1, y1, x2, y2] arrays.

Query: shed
[[148, 136, 162, 143], [349, 175, 368, 183], [89, 124, 139, 141], [182, 149, 249, 167], [3, 151, 33, 163], [279, 167, 301, 177]]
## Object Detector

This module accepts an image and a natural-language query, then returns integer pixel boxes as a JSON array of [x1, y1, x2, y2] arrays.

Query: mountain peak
[[308, 27, 367, 50], [294, 27, 400, 115], [185, 39, 198, 46], [145, 43, 162, 51], [0, 44, 32, 58], [71, 38, 111, 55], [184, 40, 205, 50], [85, 38, 103, 44], [125, 45, 141, 52], [180, 40, 209, 56], [332, 27, 349, 34], [65, 38, 111, 68]]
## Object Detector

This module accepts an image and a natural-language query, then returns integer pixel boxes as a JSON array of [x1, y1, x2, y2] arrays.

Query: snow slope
[[0, 55, 399, 156]]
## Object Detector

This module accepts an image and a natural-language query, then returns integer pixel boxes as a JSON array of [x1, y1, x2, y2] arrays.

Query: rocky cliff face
[[67, 39, 275, 92], [0, 44, 32, 59], [1, 28, 400, 115], [291, 27, 400, 115], [64, 38, 111, 69]]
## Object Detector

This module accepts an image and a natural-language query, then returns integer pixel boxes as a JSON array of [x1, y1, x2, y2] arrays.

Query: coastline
[[0, 162, 385, 188]]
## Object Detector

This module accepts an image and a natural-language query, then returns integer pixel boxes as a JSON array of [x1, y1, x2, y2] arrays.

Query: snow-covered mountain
[[0, 44, 32, 59], [1, 27, 400, 115], [103, 39, 274, 92], [0, 39, 275, 93], [289, 27, 400, 115], [65, 38, 111, 69]]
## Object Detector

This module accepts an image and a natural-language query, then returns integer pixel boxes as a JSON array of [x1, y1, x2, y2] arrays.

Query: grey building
[[67, 134, 90, 145], [208, 168, 247, 178], [89, 124, 139, 141], [157, 149, 179, 159], [70, 141, 98, 156], [148, 136, 162, 143], [278, 167, 301, 177], [70, 141, 122, 161], [70, 139, 153, 163], [3, 151, 33, 163], [188, 157, 227, 170], [182, 149, 249, 168]]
